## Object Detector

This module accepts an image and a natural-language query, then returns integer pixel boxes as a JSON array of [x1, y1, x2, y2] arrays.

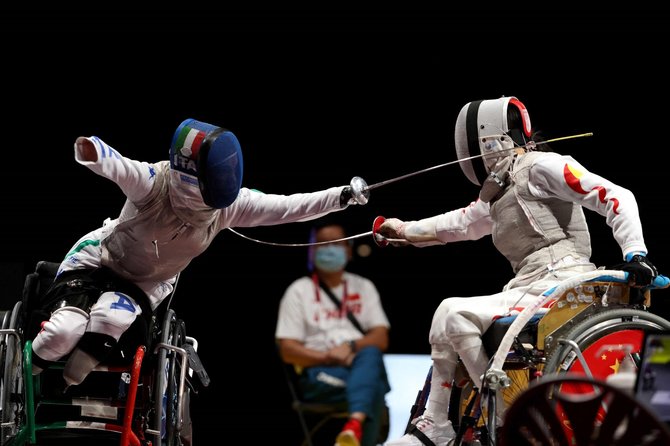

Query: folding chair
[[278, 356, 348, 446]]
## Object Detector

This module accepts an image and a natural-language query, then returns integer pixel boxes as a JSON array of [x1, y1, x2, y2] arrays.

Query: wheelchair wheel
[[166, 319, 187, 446], [154, 309, 191, 446], [499, 374, 670, 446], [1, 301, 24, 444], [544, 308, 670, 379]]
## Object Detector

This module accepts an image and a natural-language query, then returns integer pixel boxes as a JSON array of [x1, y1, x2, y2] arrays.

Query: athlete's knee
[[431, 343, 458, 361], [88, 291, 142, 341], [32, 306, 89, 362], [443, 309, 483, 340], [355, 345, 383, 361], [62, 290, 143, 386], [449, 333, 484, 353]]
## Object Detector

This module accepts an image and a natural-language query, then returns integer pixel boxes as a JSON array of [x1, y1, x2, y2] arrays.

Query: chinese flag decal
[[563, 163, 620, 214], [563, 164, 589, 194]]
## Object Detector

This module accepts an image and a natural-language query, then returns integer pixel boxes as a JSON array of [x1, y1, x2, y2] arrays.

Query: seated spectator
[[276, 219, 391, 446]]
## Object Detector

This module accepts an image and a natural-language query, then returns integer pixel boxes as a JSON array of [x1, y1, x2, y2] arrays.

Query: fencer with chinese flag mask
[[378, 96, 659, 446]]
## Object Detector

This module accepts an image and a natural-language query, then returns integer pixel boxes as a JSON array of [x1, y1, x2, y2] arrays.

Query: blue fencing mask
[[170, 118, 244, 208]]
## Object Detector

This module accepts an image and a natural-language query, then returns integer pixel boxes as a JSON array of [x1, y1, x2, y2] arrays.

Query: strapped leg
[[31, 306, 89, 374], [64, 291, 142, 385]]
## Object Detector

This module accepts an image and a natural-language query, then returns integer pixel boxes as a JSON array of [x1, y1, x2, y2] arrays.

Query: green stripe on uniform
[[64, 239, 100, 260]]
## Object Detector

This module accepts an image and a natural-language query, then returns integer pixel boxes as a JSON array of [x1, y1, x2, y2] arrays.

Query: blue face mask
[[314, 245, 348, 272]]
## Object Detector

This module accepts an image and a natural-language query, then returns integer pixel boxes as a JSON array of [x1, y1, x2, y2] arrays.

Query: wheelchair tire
[[544, 308, 670, 378], [1, 301, 24, 444], [154, 309, 191, 446], [165, 319, 186, 446]]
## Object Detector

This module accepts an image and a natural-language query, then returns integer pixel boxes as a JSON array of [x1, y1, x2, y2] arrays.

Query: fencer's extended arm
[[221, 176, 369, 228], [73, 136, 155, 203], [378, 199, 493, 247], [378, 217, 442, 247]]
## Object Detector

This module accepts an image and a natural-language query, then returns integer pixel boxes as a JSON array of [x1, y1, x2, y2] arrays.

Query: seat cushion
[[482, 313, 544, 359]]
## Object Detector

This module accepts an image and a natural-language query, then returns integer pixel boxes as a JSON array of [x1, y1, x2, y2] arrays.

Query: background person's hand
[[327, 343, 356, 366]]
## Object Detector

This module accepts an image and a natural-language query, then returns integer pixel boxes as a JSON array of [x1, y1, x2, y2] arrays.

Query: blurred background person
[[276, 218, 391, 446]]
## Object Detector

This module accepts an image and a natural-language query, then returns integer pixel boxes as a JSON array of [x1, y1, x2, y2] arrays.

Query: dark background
[[2, 9, 670, 443]]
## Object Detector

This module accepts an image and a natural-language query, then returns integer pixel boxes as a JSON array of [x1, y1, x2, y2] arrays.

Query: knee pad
[[115, 317, 149, 359], [31, 306, 88, 362], [87, 291, 141, 341], [77, 331, 118, 361]]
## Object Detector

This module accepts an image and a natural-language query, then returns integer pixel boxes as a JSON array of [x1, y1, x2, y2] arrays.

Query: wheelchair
[[404, 269, 670, 446], [0, 261, 210, 446], [498, 373, 670, 445]]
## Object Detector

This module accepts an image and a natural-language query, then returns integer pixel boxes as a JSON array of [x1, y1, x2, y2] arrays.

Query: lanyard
[[312, 272, 348, 317]]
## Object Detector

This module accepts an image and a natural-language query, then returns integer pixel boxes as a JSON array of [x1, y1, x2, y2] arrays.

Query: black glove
[[340, 186, 353, 208], [339, 176, 369, 208], [619, 254, 658, 287]]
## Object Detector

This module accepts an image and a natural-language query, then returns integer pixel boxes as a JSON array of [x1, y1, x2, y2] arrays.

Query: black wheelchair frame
[[0, 261, 210, 446]]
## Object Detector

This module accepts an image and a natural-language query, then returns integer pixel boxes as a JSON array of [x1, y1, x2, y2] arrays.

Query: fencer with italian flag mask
[[169, 118, 244, 211], [30, 117, 364, 392]]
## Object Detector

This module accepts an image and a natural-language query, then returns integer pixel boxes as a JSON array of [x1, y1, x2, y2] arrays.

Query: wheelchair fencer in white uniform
[[374, 96, 664, 446], [1, 118, 370, 446]]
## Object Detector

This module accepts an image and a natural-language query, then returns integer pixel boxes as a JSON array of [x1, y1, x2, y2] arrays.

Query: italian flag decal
[[174, 126, 206, 159]]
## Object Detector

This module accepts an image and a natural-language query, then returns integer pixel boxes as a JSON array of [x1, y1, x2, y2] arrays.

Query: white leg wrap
[[425, 352, 458, 426], [32, 306, 89, 362], [63, 348, 102, 386]]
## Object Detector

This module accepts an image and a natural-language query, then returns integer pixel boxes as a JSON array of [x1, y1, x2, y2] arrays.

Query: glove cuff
[[625, 251, 647, 262], [339, 186, 351, 208]]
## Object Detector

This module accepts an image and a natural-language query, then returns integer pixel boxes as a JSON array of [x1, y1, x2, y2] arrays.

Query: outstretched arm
[[378, 198, 493, 247], [74, 136, 156, 203]]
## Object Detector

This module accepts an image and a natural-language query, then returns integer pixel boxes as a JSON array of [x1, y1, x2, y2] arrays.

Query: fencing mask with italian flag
[[169, 119, 244, 209]]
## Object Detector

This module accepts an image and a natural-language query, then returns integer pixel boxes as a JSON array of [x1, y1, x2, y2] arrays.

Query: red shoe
[[335, 418, 363, 446]]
